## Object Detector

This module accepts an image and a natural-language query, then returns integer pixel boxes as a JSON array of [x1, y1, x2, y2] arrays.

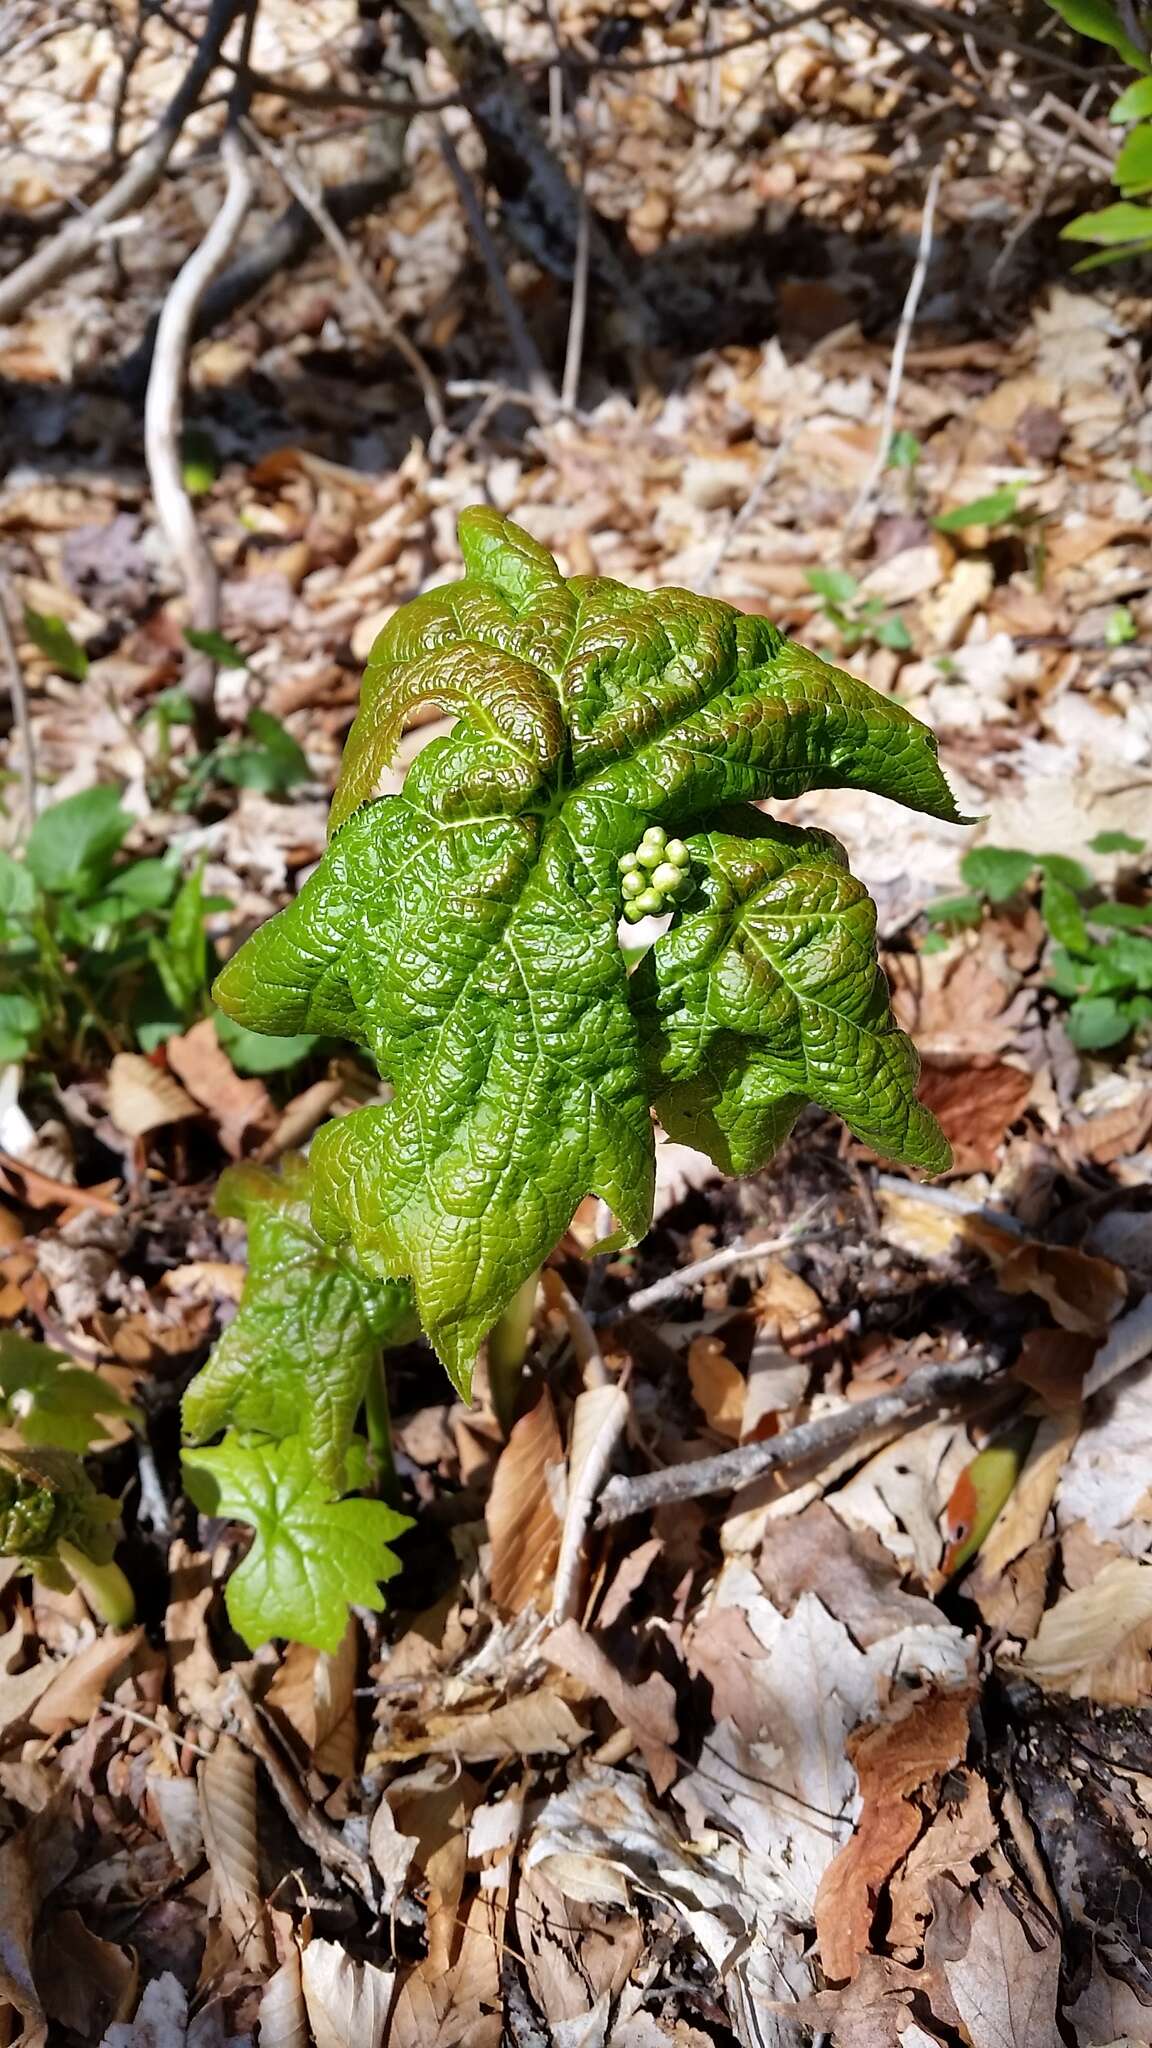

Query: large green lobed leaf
[[215, 508, 959, 1391]]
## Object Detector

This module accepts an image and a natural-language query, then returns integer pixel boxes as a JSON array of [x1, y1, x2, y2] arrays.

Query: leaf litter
[[0, 0, 1151, 2041]]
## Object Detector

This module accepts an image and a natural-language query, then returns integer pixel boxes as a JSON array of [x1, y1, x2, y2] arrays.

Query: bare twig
[[699, 425, 800, 593], [596, 1205, 830, 1325], [561, 191, 590, 415], [0, 566, 36, 827], [436, 120, 556, 409], [144, 123, 254, 738], [0, 0, 246, 326], [596, 1352, 1007, 1525], [846, 157, 943, 534], [242, 121, 446, 441]]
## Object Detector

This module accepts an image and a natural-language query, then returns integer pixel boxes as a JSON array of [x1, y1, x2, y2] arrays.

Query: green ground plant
[[185, 506, 964, 1651], [1050, 1, 1152, 266], [925, 834, 1151, 1048]]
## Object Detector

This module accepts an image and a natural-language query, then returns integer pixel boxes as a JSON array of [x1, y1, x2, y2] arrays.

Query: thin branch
[[846, 157, 943, 534], [144, 123, 254, 737], [596, 1351, 1008, 1525], [0, 0, 246, 326], [596, 1204, 830, 1325], [242, 121, 446, 440], [0, 566, 36, 828], [435, 119, 557, 408]]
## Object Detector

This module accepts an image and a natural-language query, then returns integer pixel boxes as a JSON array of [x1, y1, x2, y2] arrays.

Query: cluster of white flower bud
[[618, 826, 691, 923]]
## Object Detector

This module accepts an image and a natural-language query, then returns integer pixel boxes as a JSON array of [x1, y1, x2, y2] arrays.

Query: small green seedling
[[926, 837, 1152, 1049], [1049, 1, 1152, 266], [22, 608, 88, 682], [1105, 605, 1139, 646], [193, 508, 962, 1647], [805, 568, 913, 652]]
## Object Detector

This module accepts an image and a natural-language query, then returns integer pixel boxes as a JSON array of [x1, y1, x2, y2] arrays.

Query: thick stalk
[[56, 1541, 137, 1628], [364, 1356, 399, 1504], [487, 1269, 540, 1436]]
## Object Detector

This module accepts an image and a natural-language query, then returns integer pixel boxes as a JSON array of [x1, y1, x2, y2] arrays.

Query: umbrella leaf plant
[[186, 507, 962, 1649]]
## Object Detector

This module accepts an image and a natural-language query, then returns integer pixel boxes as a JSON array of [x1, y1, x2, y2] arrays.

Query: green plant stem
[[56, 1541, 137, 1628], [487, 1268, 540, 1435], [364, 1355, 398, 1503]]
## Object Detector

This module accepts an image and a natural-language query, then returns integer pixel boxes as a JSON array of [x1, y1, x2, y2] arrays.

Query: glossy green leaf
[[22, 608, 88, 681], [182, 1156, 418, 1491], [0, 1444, 119, 1570], [631, 814, 949, 1177], [1061, 200, 1152, 243], [214, 508, 961, 1391], [1047, 0, 1151, 68], [1038, 852, 1093, 893], [933, 487, 1020, 532], [1041, 874, 1092, 955], [1116, 123, 1152, 192], [1090, 900, 1151, 929], [1112, 75, 1152, 120], [182, 1431, 411, 1652], [960, 845, 1035, 902], [26, 786, 130, 898], [0, 1332, 136, 1454]]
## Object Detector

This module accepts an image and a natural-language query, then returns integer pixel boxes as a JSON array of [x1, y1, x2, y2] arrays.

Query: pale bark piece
[[944, 1889, 1059, 2048], [1018, 1556, 1152, 1702], [543, 1618, 679, 1794], [300, 1940, 395, 2048], [487, 1383, 563, 1614]]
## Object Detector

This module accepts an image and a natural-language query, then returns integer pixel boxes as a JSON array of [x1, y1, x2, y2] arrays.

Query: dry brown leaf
[[1012, 1328, 1096, 1411], [165, 1018, 273, 1159], [991, 1241, 1126, 1336], [814, 1688, 973, 1982], [752, 1257, 823, 1341], [258, 1947, 310, 2048], [917, 1061, 1032, 1175], [1018, 1556, 1152, 1702], [543, 1618, 679, 1794], [887, 1774, 997, 1952], [687, 1335, 746, 1440], [0, 1821, 47, 2047], [265, 1623, 358, 1780], [34, 1910, 136, 2037], [756, 1501, 943, 1647], [943, 1887, 1059, 2048], [198, 1735, 272, 1972], [107, 1054, 196, 1138], [374, 1688, 589, 1763], [369, 1795, 419, 1914], [1060, 1088, 1152, 1167], [300, 1940, 395, 2048], [29, 1626, 144, 1735], [164, 1541, 221, 1718], [487, 1383, 563, 1614]]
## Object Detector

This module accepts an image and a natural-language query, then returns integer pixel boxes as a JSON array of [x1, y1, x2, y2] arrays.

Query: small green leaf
[[873, 613, 913, 652], [1112, 76, 1152, 121], [26, 786, 130, 897], [0, 1444, 119, 1572], [1065, 994, 1133, 1049], [1090, 901, 1150, 930], [214, 1012, 318, 1074], [101, 857, 180, 912], [1041, 874, 1091, 954], [182, 1431, 412, 1653], [22, 608, 88, 681], [933, 487, 1020, 533], [148, 859, 209, 1018], [1132, 467, 1152, 493], [1104, 604, 1139, 646], [183, 628, 248, 669], [924, 892, 984, 928], [1089, 829, 1145, 855], [960, 845, 1035, 902], [1047, 0, 1151, 68], [0, 851, 37, 921], [1038, 852, 1092, 893], [214, 713, 310, 798], [1062, 200, 1152, 244], [806, 568, 859, 606], [0, 1332, 136, 1454], [885, 430, 922, 470], [1117, 123, 1152, 194], [181, 428, 220, 497]]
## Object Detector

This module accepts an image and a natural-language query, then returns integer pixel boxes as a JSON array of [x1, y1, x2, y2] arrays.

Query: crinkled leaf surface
[[0, 1332, 137, 1453], [182, 1156, 417, 1492], [0, 1445, 119, 1567], [182, 1432, 411, 1653], [214, 508, 958, 1391], [633, 814, 950, 1176]]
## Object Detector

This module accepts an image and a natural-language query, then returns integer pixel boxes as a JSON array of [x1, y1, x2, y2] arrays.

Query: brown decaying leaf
[[165, 1017, 274, 1158], [1012, 1327, 1096, 1411], [943, 1887, 1059, 2048], [300, 1940, 395, 2048], [1018, 1556, 1152, 1703], [687, 1335, 746, 1440], [887, 1774, 997, 1951], [258, 1947, 310, 2048], [34, 1910, 136, 2036], [917, 1059, 1032, 1174], [265, 1622, 358, 1780], [543, 1618, 680, 1794], [30, 1626, 144, 1736], [486, 1383, 563, 1614], [991, 1240, 1126, 1336], [198, 1735, 272, 1972], [814, 1687, 973, 1982], [106, 1053, 197, 1138], [369, 1794, 419, 1914], [373, 1687, 589, 1764]]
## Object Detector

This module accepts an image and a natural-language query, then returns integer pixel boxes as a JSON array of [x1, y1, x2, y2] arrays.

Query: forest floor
[[0, 2, 1151, 2044]]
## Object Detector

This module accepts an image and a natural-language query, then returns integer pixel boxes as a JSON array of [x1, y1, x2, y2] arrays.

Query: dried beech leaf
[[1018, 1556, 1152, 1702], [107, 1055, 196, 1138], [300, 1937, 395, 2048], [543, 1618, 679, 1793], [688, 1336, 746, 1440], [487, 1384, 563, 1614], [197, 1735, 271, 1971], [943, 1888, 1059, 2048]]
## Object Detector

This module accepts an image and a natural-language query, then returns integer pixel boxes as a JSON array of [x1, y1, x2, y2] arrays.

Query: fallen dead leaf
[[107, 1055, 196, 1139], [992, 1241, 1126, 1336], [300, 1939, 395, 2048], [198, 1735, 272, 1972], [487, 1383, 563, 1615], [917, 1061, 1032, 1175], [265, 1624, 359, 1780], [1018, 1556, 1152, 1702], [687, 1335, 746, 1440], [543, 1618, 679, 1794], [165, 1018, 274, 1159], [943, 1886, 1059, 2048], [30, 1627, 144, 1736], [888, 1773, 997, 1952]]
